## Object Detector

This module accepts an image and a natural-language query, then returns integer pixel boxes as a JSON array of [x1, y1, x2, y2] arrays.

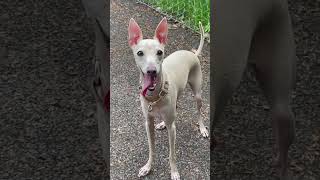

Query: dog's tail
[[194, 21, 205, 56]]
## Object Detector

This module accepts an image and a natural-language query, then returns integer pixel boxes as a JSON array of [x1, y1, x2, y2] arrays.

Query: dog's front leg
[[138, 111, 155, 177], [164, 111, 180, 180]]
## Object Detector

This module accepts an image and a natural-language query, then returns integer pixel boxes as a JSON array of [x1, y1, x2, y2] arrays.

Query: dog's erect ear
[[128, 18, 143, 47], [154, 17, 168, 44]]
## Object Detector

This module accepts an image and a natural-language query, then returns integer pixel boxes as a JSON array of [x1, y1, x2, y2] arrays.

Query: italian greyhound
[[212, 0, 296, 179], [128, 17, 207, 180]]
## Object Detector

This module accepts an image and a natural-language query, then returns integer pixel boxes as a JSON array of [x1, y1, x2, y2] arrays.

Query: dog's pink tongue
[[142, 75, 153, 96]]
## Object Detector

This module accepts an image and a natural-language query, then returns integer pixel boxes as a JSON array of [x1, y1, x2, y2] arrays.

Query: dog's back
[[163, 50, 201, 96], [162, 21, 204, 96]]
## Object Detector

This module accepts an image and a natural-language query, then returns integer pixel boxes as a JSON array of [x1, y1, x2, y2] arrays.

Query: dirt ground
[[0, 0, 319, 180], [1, 0, 107, 179]]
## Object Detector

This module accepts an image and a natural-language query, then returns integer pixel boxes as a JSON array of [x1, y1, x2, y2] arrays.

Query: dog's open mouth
[[142, 74, 157, 96], [147, 84, 156, 91]]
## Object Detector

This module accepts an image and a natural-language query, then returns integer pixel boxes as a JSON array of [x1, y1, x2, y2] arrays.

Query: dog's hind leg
[[250, 2, 296, 179], [155, 119, 166, 130], [189, 65, 208, 138]]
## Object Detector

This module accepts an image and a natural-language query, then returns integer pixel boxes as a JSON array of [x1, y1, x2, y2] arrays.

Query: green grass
[[139, 0, 210, 33]]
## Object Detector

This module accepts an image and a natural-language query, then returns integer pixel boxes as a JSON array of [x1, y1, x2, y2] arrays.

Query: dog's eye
[[137, 51, 144, 56], [156, 50, 163, 56]]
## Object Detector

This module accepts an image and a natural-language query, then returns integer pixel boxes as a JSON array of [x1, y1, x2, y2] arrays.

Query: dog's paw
[[138, 163, 152, 177], [155, 121, 166, 130], [171, 171, 180, 180], [199, 126, 209, 138]]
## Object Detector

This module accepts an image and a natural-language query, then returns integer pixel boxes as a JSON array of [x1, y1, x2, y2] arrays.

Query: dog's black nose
[[147, 69, 157, 75]]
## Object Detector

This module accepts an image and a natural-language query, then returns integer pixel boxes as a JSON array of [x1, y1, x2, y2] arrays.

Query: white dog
[[128, 17, 208, 180]]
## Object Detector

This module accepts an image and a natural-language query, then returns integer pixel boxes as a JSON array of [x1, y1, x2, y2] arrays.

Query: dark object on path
[[81, 0, 110, 177]]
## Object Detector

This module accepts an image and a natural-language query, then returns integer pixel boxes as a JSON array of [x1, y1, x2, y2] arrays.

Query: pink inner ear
[[128, 20, 142, 46], [155, 18, 168, 44], [156, 32, 167, 44], [128, 32, 141, 46]]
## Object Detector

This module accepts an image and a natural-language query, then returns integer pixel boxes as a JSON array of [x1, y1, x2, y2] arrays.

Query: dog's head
[[128, 17, 168, 94]]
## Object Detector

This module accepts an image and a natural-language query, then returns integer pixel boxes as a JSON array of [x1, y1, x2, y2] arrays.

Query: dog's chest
[[147, 105, 163, 117], [143, 99, 171, 118]]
